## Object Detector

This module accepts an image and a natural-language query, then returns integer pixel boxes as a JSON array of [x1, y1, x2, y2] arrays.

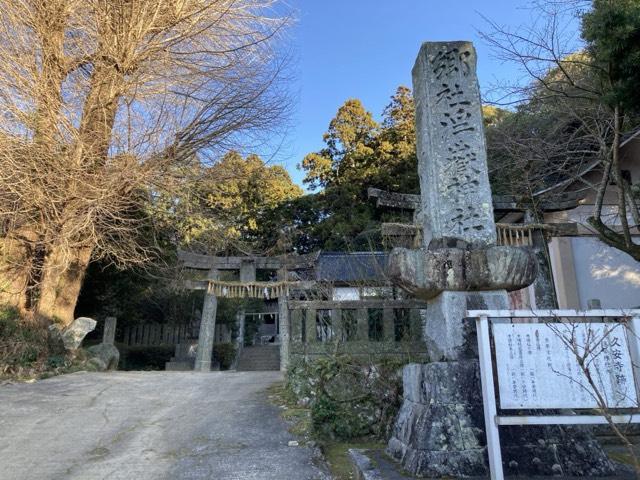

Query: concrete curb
[[349, 449, 385, 480]]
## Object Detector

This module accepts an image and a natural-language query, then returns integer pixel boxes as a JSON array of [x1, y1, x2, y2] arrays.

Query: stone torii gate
[[179, 251, 316, 372]]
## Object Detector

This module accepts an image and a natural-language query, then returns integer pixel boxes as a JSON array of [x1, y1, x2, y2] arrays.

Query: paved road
[[0, 371, 327, 480]]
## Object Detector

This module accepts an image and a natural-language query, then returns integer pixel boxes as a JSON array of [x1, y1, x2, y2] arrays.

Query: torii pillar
[[278, 266, 290, 371], [195, 268, 218, 372]]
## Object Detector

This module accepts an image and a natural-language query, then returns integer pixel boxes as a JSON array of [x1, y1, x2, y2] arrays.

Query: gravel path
[[0, 371, 327, 480]]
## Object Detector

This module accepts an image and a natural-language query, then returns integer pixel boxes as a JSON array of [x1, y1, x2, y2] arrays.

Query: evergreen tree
[[582, 0, 640, 113]]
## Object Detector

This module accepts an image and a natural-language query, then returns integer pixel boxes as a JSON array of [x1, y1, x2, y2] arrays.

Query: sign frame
[[466, 309, 640, 480]]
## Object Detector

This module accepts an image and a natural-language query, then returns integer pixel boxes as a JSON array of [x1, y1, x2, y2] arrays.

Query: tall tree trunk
[[0, 2, 68, 314], [37, 244, 92, 324], [34, 54, 124, 324]]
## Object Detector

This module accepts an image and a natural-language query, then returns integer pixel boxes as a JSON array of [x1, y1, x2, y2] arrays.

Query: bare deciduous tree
[[480, 0, 640, 260], [0, 0, 292, 324]]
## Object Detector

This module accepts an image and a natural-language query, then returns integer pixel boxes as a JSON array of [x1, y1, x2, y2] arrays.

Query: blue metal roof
[[314, 251, 388, 283]]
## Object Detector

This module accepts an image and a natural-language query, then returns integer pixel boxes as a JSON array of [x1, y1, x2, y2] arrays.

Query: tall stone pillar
[[277, 267, 289, 370], [387, 42, 612, 477], [195, 269, 218, 372]]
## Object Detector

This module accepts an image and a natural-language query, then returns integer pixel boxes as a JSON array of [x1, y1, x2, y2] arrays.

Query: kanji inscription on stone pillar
[[412, 41, 497, 247]]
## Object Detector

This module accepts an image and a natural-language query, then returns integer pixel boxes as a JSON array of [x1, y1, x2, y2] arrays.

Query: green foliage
[[301, 99, 378, 191], [485, 0, 640, 203], [297, 87, 419, 251], [286, 356, 404, 441], [151, 151, 303, 255], [46, 354, 67, 369], [311, 393, 371, 440], [212, 342, 236, 370], [118, 344, 175, 371], [485, 97, 602, 198], [582, 0, 640, 113], [76, 262, 203, 332]]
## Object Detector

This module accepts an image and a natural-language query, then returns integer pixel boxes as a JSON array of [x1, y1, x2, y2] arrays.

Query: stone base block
[[165, 361, 194, 371], [388, 361, 616, 478]]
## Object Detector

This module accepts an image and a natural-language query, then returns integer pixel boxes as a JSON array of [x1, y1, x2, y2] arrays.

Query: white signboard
[[493, 322, 638, 409]]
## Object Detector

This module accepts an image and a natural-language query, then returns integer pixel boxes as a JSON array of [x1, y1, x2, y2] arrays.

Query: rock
[[287, 441, 299, 447], [61, 317, 97, 350], [388, 361, 488, 477], [86, 343, 120, 371]]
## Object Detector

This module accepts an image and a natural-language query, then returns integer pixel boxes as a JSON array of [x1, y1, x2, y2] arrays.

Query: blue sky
[[278, 0, 573, 187]]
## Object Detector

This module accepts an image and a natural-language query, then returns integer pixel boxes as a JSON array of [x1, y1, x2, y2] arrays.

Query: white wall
[[570, 236, 640, 309], [332, 287, 360, 301]]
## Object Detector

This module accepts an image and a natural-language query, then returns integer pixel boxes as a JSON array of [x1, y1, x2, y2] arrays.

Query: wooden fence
[[496, 224, 534, 247], [121, 322, 231, 346], [122, 323, 195, 346]]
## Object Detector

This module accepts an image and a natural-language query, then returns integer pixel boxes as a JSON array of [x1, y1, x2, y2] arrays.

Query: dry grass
[[0, 306, 50, 379]]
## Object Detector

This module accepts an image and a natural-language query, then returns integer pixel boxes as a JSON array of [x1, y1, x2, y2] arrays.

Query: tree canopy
[[482, 0, 640, 260], [294, 87, 418, 252], [0, 0, 291, 324], [153, 152, 302, 256]]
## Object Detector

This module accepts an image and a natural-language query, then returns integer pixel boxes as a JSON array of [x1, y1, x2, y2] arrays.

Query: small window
[[341, 309, 358, 341], [368, 308, 384, 341], [394, 308, 411, 341]]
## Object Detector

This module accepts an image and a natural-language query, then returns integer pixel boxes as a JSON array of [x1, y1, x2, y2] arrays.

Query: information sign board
[[493, 322, 637, 409]]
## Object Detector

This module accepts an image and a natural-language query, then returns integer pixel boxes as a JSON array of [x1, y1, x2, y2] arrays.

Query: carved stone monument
[[386, 41, 614, 477]]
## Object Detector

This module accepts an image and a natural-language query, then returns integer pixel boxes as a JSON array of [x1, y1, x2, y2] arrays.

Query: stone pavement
[[0, 371, 328, 480]]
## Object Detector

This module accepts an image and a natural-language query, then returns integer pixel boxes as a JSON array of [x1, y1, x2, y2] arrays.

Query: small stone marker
[[102, 316, 117, 345]]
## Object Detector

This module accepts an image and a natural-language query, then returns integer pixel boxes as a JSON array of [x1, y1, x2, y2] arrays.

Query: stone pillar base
[[388, 362, 617, 477], [388, 361, 488, 477]]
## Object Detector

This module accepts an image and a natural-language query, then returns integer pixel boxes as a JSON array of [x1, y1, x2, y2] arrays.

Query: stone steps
[[165, 360, 194, 371], [236, 345, 281, 371]]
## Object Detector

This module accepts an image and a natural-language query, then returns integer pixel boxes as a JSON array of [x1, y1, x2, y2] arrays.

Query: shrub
[[286, 355, 405, 441], [118, 344, 174, 370], [213, 343, 236, 370], [0, 306, 49, 377]]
